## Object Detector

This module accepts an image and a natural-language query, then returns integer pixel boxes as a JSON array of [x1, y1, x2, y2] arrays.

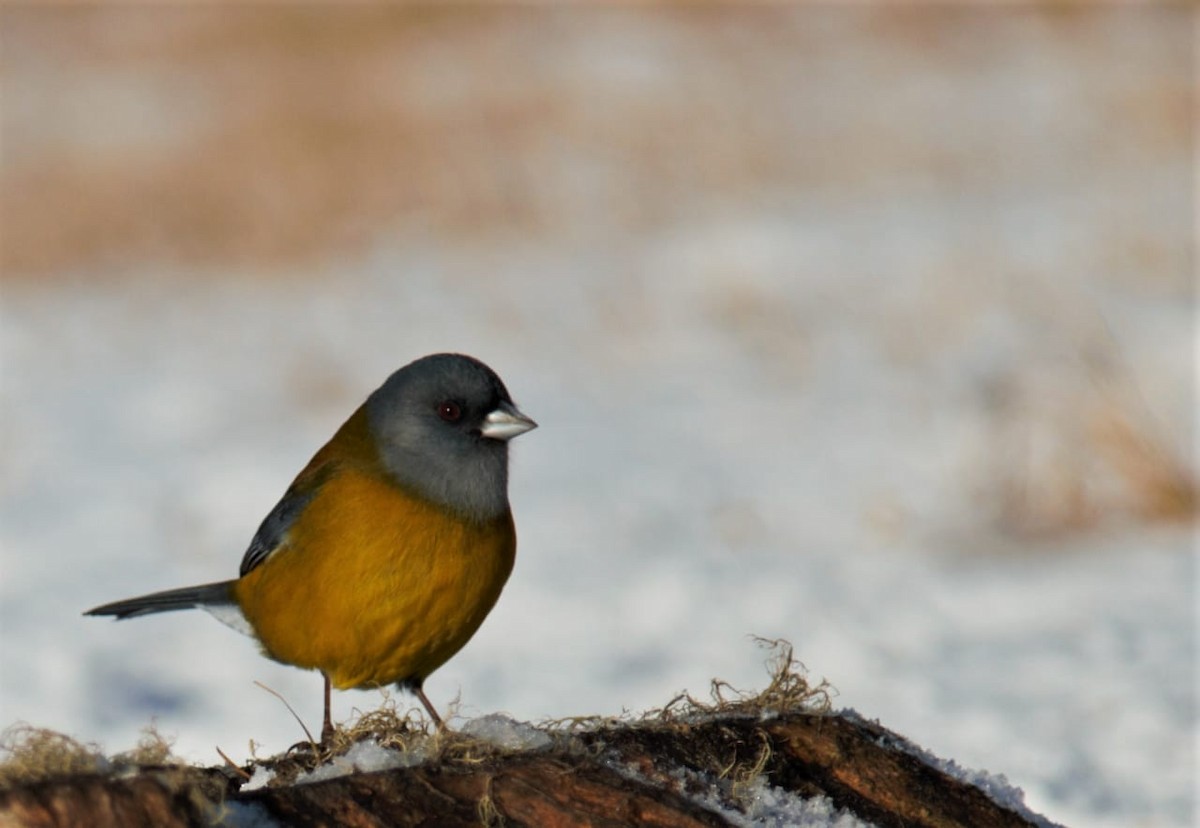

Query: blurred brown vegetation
[[1, 5, 1191, 285], [3, 6, 823, 278]]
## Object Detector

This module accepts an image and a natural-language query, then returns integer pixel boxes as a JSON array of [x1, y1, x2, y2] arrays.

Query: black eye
[[436, 401, 462, 422]]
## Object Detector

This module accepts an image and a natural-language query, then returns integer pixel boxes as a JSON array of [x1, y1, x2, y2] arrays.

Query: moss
[[0, 723, 185, 790], [0, 726, 109, 788]]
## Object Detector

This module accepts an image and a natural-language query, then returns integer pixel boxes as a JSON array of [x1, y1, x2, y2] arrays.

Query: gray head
[[366, 353, 536, 522]]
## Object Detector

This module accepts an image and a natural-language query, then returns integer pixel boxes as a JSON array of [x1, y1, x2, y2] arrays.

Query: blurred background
[[1, 6, 1195, 827]]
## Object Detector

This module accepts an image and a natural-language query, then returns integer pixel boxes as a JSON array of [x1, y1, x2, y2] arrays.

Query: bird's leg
[[320, 673, 335, 745], [411, 684, 445, 730]]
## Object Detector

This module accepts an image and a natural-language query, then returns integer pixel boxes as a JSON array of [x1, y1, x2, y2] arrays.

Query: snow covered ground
[[2, 254, 1193, 827], [1, 7, 1195, 828]]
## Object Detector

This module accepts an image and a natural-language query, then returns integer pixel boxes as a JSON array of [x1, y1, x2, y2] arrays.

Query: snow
[[239, 764, 276, 792], [619, 758, 876, 828], [281, 715, 547, 789], [732, 780, 874, 828], [294, 739, 416, 785]]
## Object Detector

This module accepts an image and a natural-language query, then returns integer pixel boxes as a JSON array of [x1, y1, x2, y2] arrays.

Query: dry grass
[[249, 689, 523, 787], [548, 637, 832, 736], [652, 637, 833, 722], [111, 725, 178, 767], [0, 727, 107, 788], [980, 338, 1197, 541], [560, 639, 832, 817], [1090, 402, 1197, 525], [0, 724, 179, 789]]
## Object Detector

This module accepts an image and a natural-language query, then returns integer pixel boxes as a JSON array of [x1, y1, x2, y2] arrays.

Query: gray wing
[[238, 488, 315, 577]]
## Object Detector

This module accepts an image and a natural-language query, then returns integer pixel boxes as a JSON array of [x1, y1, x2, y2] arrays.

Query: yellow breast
[[232, 470, 516, 690]]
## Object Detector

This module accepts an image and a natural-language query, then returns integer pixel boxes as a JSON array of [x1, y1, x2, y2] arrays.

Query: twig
[[254, 680, 318, 750], [215, 746, 252, 781]]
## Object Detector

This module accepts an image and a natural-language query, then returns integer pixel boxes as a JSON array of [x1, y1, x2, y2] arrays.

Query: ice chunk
[[295, 739, 420, 785], [460, 713, 552, 751]]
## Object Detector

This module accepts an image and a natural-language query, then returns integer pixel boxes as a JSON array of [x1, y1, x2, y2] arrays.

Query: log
[[0, 711, 1056, 828]]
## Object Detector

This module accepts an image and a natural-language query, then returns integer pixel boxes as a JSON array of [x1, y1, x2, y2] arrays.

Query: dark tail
[[84, 580, 237, 620]]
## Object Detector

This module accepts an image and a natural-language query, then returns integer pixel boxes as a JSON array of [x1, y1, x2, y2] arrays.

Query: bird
[[86, 352, 536, 742]]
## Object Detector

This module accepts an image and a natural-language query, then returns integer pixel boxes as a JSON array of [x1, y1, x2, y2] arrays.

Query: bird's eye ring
[[436, 401, 462, 422]]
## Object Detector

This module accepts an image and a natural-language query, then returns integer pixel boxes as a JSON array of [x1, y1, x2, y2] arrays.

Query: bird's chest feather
[[234, 471, 516, 687]]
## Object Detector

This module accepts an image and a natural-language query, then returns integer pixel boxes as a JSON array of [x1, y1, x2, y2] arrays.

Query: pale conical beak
[[480, 402, 537, 441]]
